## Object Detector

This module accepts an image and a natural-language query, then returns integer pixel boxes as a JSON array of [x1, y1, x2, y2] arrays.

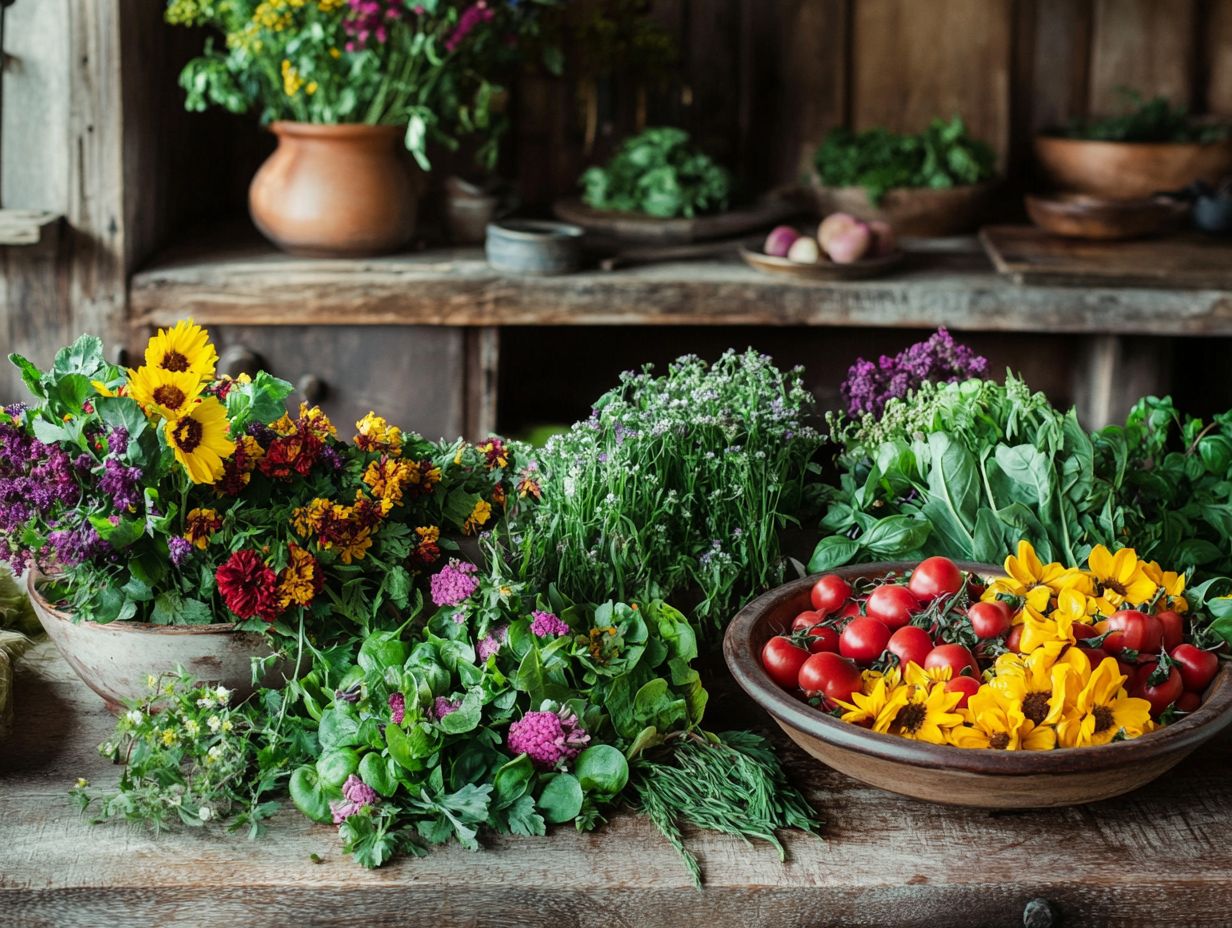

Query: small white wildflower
[[213, 686, 231, 704], [221, 719, 233, 733], [198, 806, 213, 822], [207, 715, 222, 733], [196, 695, 215, 709], [125, 709, 144, 726], [183, 718, 200, 737]]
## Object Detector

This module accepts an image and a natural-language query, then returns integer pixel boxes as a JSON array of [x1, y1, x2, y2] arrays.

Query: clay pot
[[249, 122, 419, 257], [1034, 135, 1232, 200], [28, 573, 295, 713]]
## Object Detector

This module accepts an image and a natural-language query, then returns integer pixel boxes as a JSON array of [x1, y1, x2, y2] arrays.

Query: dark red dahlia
[[215, 549, 279, 621]]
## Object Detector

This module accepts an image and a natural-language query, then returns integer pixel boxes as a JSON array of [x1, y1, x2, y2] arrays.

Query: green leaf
[[504, 793, 547, 836], [315, 748, 360, 789], [9, 353, 46, 398], [492, 754, 535, 809], [94, 396, 148, 443], [318, 704, 362, 750], [438, 688, 482, 735], [537, 772, 583, 824], [88, 515, 145, 549], [859, 515, 932, 556], [53, 334, 105, 378], [289, 765, 334, 824], [385, 721, 439, 771], [150, 590, 214, 626], [807, 535, 861, 572], [574, 744, 629, 795], [358, 752, 399, 798], [358, 630, 408, 674]]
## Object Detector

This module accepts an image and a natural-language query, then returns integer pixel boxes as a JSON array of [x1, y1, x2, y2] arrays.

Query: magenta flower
[[168, 536, 192, 567], [476, 624, 507, 662], [430, 695, 461, 720], [507, 707, 590, 770], [330, 774, 379, 824], [388, 691, 405, 725], [840, 327, 988, 417], [530, 611, 569, 638], [445, 2, 495, 53], [430, 559, 479, 606]]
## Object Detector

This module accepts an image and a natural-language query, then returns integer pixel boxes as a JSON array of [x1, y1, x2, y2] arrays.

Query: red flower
[[259, 433, 323, 479], [215, 549, 280, 621]]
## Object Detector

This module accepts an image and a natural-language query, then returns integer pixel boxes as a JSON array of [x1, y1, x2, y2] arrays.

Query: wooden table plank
[[4, 640, 1232, 927], [129, 233, 1232, 337]]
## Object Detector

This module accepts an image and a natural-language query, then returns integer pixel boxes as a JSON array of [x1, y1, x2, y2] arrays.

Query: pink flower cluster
[[388, 691, 405, 725], [476, 623, 507, 662], [506, 708, 590, 770], [344, 0, 405, 50], [530, 611, 569, 638], [430, 695, 461, 720], [445, 2, 495, 53], [330, 774, 379, 824], [430, 559, 479, 606]]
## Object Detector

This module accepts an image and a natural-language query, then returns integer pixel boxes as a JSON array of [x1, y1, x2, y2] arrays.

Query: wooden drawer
[[204, 325, 466, 441]]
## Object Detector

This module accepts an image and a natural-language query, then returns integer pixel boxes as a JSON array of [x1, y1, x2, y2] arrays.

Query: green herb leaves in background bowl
[[1060, 88, 1231, 144], [813, 116, 997, 205], [580, 127, 734, 218]]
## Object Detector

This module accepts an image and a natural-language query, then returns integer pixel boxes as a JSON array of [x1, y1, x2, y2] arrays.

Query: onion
[[763, 225, 801, 258]]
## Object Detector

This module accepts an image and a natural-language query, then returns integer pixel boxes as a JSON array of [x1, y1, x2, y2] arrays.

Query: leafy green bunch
[[508, 349, 823, 628], [580, 127, 733, 218], [1061, 88, 1230, 144], [814, 116, 997, 204]]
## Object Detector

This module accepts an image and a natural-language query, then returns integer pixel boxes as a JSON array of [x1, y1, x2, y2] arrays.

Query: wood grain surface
[[5, 639, 1232, 927]]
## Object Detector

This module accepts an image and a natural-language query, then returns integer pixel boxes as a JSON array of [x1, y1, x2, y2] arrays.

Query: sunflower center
[[173, 417, 204, 453], [1099, 579, 1127, 597], [1092, 706, 1115, 733], [988, 732, 1011, 750], [1022, 692, 1050, 724], [161, 350, 191, 373], [152, 384, 187, 410], [896, 703, 927, 734]]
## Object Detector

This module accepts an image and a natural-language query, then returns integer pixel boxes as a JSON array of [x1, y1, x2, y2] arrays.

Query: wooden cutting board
[[980, 225, 1232, 289]]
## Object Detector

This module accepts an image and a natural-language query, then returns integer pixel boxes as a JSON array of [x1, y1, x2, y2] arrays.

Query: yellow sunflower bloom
[[949, 685, 1057, 750], [1086, 545, 1158, 616], [1017, 605, 1076, 658], [990, 648, 1085, 727], [981, 580, 1050, 619], [127, 365, 203, 420], [890, 682, 965, 744], [1003, 540, 1092, 597], [165, 397, 236, 485], [1056, 656, 1154, 747], [144, 319, 218, 381], [904, 662, 952, 686], [834, 675, 910, 734], [1142, 560, 1189, 614]]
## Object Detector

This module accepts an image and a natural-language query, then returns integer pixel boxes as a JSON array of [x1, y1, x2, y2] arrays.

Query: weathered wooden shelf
[[0, 209, 61, 247], [4, 639, 1232, 927], [130, 233, 1232, 337]]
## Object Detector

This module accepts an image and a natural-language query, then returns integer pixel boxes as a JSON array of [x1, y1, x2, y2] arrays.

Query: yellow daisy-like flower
[[165, 397, 236, 485], [1052, 586, 1095, 625], [277, 543, 321, 609], [463, 498, 492, 535], [1141, 560, 1189, 614], [982, 579, 1050, 620], [890, 682, 965, 744], [144, 319, 217, 381], [363, 456, 415, 508], [835, 675, 910, 734], [355, 412, 403, 456], [949, 685, 1057, 751], [903, 662, 952, 686], [1016, 605, 1076, 658], [127, 365, 204, 420], [990, 648, 1084, 727], [292, 497, 332, 537], [1056, 657, 1154, 748], [1003, 540, 1091, 597], [184, 507, 222, 549], [1086, 545, 1158, 617]]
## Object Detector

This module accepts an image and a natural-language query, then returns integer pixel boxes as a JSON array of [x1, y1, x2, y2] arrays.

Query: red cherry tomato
[[865, 584, 920, 631], [1071, 622, 1098, 641], [1131, 662, 1183, 716], [887, 625, 934, 670], [944, 674, 981, 710], [797, 623, 840, 654], [760, 637, 810, 690], [1074, 645, 1110, 669], [907, 556, 964, 602], [1156, 610, 1185, 651], [839, 616, 892, 664], [1005, 625, 1023, 653], [967, 601, 1012, 640], [924, 644, 980, 680], [1176, 691, 1202, 713], [797, 652, 863, 703], [810, 574, 853, 616], [1105, 610, 1163, 655], [1116, 659, 1137, 683], [835, 602, 863, 620], [1171, 643, 1219, 693]]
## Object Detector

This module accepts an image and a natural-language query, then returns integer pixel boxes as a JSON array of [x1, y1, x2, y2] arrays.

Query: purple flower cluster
[[0, 421, 89, 572], [430, 695, 461, 720], [344, 0, 404, 50], [388, 691, 405, 725], [47, 524, 107, 568], [476, 623, 507, 662], [507, 708, 590, 770], [840, 328, 988, 417], [330, 774, 379, 824], [168, 536, 192, 567], [445, 2, 495, 53], [530, 610, 569, 638], [99, 458, 144, 513], [430, 559, 479, 606]]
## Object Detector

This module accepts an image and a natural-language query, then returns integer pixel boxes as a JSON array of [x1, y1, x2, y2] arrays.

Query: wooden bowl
[[1025, 193, 1189, 240], [739, 243, 905, 281], [723, 563, 1232, 809], [807, 180, 998, 237], [1034, 135, 1232, 201], [551, 196, 801, 245]]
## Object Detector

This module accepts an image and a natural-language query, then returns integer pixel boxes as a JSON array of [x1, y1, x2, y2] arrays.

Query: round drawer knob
[[218, 345, 264, 379], [1023, 897, 1058, 928], [297, 374, 326, 404]]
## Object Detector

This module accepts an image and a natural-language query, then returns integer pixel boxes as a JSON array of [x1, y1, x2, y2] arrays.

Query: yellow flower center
[[1022, 692, 1050, 724], [173, 417, 204, 453], [1092, 706, 1115, 733], [160, 350, 190, 373], [153, 384, 187, 410]]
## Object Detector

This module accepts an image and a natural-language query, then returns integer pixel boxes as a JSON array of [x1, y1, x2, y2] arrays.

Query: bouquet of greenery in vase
[[166, 0, 559, 169]]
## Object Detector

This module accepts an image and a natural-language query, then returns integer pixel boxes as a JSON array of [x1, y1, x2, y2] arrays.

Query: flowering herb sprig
[[507, 349, 823, 629], [839, 327, 988, 418]]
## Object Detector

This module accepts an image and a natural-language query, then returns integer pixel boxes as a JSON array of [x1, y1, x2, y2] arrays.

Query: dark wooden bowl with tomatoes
[[723, 561, 1232, 809]]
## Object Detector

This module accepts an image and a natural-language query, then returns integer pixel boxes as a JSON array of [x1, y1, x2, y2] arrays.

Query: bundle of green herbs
[[1059, 88, 1230, 144], [508, 349, 824, 628], [813, 116, 997, 205], [580, 127, 733, 218]]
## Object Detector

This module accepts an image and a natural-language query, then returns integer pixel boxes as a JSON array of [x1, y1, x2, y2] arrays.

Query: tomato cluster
[[759, 556, 1220, 719]]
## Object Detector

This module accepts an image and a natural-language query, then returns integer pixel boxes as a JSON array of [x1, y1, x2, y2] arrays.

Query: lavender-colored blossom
[[344, 0, 402, 50], [99, 458, 143, 513], [46, 524, 107, 568], [430, 696, 462, 720], [106, 427, 129, 456], [476, 624, 507, 662], [319, 444, 344, 471], [429, 559, 479, 607], [388, 691, 405, 725], [245, 422, 275, 446], [530, 610, 569, 638], [330, 774, 379, 824], [168, 536, 192, 567], [506, 707, 590, 770], [841, 327, 988, 417]]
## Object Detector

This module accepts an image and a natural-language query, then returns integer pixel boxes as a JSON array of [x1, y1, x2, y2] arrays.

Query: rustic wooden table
[[3, 638, 1231, 928]]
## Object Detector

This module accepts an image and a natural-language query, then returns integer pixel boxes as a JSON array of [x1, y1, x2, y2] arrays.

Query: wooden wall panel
[[1206, 0, 1232, 115], [1088, 0, 1197, 113], [851, 0, 1013, 164]]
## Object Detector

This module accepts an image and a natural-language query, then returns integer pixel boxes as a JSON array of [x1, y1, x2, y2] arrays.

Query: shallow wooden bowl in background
[[807, 180, 998, 237], [1024, 193, 1189, 240], [723, 563, 1232, 809], [739, 242, 905, 281], [1034, 135, 1232, 200]]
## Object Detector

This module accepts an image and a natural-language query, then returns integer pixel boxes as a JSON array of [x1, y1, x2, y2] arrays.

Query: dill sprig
[[629, 730, 822, 887]]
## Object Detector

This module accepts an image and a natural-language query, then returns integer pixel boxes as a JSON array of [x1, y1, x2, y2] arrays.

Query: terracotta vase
[[249, 122, 419, 257], [28, 573, 296, 714]]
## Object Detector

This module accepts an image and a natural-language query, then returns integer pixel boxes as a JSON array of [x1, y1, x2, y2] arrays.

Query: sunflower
[[1016, 605, 1076, 658], [1142, 560, 1189, 614], [834, 675, 909, 733], [1086, 545, 1158, 616], [127, 365, 203, 420], [949, 686, 1057, 751], [890, 682, 965, 744], [1002, 540, 1092, 597], [990, 648, 1084, 727], [165, 397, 236, 485], [1056, 656, 1154, 748], [144, 320, 217, 381], [982, 579, 1051, 617]]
